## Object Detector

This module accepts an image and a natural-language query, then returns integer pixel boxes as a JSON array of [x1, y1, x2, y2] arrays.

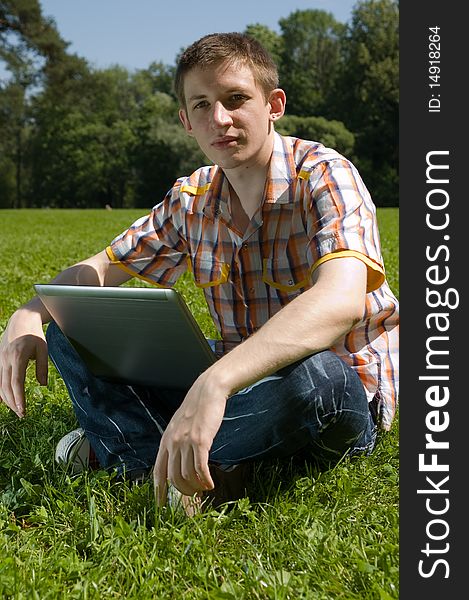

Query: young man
[[0, 33, 399, 509]]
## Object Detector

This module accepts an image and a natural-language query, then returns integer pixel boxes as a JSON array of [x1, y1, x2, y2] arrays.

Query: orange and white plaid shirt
[[107, 133, 399, 430]]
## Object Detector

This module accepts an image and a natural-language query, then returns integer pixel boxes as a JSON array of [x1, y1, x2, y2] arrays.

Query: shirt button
[[249, 287, 255, 294], [242, 243, 248, 250], [288, 279, 294, 286]]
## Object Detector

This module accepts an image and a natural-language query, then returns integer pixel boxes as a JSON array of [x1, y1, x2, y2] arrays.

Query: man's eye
[[225, 95, 247, 109], [193, 101, 208, 110]]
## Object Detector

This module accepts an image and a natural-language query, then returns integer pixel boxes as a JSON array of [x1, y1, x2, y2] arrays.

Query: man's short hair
[[175, 32, 279, 108]]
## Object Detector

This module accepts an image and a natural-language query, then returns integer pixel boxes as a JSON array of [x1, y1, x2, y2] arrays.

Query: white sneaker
[[167, 484, 203, 516], [55, 428, 94, 473], [166, 463, 251, 516]]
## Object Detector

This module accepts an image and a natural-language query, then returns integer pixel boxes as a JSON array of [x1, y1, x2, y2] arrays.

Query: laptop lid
[[34, 284, 217, 389]]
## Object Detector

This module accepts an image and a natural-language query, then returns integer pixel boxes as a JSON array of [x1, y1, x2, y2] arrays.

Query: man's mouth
[[211, 136, 238, 149]]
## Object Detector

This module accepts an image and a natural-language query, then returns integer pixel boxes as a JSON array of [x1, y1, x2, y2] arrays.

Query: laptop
[[34, 284, 217, 389]]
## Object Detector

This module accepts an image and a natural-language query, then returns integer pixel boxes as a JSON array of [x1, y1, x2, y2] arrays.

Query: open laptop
[[34, 284, 217, 389]]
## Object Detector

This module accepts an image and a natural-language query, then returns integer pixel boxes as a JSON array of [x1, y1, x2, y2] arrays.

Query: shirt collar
[[203, 166, 230, 221], [264, 131, 297, 204]]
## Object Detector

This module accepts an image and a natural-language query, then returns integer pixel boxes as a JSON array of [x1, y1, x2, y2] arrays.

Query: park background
[[1, 0, 398, 210], [0, 1, 399, 598]]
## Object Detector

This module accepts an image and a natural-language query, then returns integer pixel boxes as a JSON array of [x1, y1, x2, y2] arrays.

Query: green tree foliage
[[0, 0, 67, 67], [134, 61, 176, 98], [29, 110, 138, 208], [244, 24, 284, 66], [276, 115, 355, 159], [0, 69, 33, 207], [244, 17, 356, 180], [0, 0, 66, 207], [0, 82, 17, 207], [278, 10, 345, 117], [131, 91, 207, 207], [0, 0, 69, 207], [0, 2, 399, 208], [133, 120, 208, 208], [30, 66, 143, 208], [29, 69, 204, 209], [333, 0, 399, 206]]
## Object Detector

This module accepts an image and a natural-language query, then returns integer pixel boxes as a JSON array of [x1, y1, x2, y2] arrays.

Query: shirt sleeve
[[106, 185, 188, 287], [304, 158, 386, 293]]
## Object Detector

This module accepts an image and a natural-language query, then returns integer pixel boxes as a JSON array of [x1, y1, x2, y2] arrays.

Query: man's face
[[179, 61, 285, 172]]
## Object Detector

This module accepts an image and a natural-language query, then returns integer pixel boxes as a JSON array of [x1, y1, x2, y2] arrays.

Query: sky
[[34, 0, 358, 71]]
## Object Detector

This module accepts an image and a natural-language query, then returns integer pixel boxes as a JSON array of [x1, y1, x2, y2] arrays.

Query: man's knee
[[301, 350, 369, 416], [303, 350, 362, 387]]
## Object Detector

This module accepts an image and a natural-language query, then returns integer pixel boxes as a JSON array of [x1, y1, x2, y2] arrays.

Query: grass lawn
[[0, 209, 399, 599]]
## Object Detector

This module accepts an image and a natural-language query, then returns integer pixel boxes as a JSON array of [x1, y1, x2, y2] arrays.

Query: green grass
[[0, 209, 399, 599]]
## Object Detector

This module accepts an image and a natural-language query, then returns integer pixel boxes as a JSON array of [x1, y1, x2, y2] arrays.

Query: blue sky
[[36, 0, 358, 71]]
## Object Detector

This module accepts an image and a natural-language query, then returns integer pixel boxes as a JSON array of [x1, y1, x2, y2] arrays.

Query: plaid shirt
[[107, 133, 399, 430]]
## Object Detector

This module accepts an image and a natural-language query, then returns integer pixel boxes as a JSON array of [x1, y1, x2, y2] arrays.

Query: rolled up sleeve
[[107, 187, 188, 287], [305, 159, 386, 293]]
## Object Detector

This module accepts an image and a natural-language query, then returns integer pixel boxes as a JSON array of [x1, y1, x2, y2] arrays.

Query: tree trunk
[[14, 126, 22, 209]]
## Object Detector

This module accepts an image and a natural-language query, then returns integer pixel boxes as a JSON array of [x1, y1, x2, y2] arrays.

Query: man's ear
[[179, 109, 193, 135], [268, 88, 287, 122]]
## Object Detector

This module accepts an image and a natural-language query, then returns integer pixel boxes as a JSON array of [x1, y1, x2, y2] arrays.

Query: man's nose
[[212, 101, 233, 128]]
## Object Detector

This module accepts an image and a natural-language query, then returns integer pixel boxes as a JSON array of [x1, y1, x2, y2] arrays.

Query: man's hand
[[0, 308, 48, 418], [153, 371, 229, 506], [0, 250, 130, 419]]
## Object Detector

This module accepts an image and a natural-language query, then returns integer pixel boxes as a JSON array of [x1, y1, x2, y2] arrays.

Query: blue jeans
[[46, 322, 376, 477]]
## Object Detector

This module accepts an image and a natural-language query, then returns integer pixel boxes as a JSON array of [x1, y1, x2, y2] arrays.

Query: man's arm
[[154, 256, 367, 502], [0, 250, 131, 418]]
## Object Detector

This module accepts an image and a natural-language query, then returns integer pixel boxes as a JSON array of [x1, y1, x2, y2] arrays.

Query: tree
[[29, 66, 140, 208], [132, 91, 207, 207], [333, 0, 399, 206], [276, 115, 355, 158], [278, 10, 345, 117], [0, 81, 17, 207], [0, 0, 68, 76], [0, 2, 398, 209], [0, 64, 35, 207], [29, 111, 138, 208], [134, 61, 176, 99], [244, 23, 283, 67], [0, 0, 69, 207]]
